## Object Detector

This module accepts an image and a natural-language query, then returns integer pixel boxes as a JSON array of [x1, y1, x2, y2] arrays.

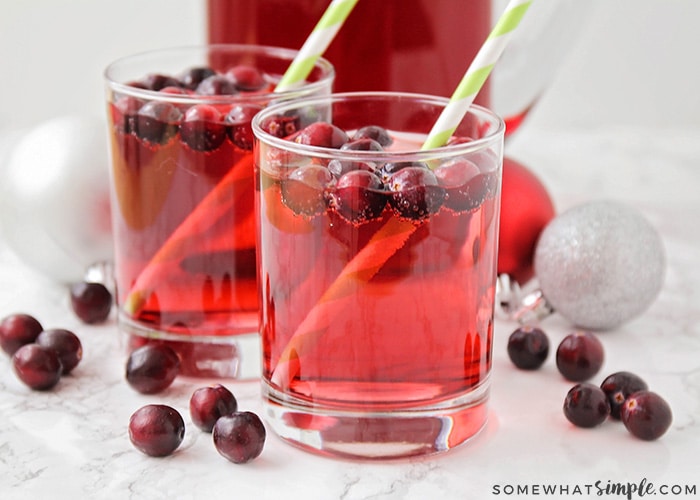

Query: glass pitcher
[[207, 0, 588, 135]]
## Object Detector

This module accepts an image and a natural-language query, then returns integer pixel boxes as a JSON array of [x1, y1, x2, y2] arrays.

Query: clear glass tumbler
[[253, 92, 505, 459]]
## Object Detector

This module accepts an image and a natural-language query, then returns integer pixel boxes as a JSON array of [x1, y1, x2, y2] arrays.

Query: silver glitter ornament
[[533, 201, 665, 330]]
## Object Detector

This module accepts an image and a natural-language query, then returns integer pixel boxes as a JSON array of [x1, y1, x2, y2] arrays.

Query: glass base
[[262, 379, 489, 460], [118, 313, 261, 379]]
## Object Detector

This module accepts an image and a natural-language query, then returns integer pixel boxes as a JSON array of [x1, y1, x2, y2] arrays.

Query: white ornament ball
[[534, 201, 665, 330], [0, 115, 113, 283]]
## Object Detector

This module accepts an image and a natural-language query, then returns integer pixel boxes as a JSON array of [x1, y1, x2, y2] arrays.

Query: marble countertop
[[1, 126, 699, 499]]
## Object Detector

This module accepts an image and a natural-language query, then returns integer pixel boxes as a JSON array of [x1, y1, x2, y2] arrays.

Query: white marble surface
[[1, 126, 699, 499]]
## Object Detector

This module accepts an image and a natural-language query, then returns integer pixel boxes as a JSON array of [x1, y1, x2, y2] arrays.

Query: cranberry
[[112, 96, 143, 134], [330, 170, 386, 223], [135, 101, 182, 144], [600, 371, 649, 420], [563, 383, 611, 428], [36, 329, 82, 375], [195, 74, 239, 96], [507, 326, 549, 370], [327, 159, 375, 178], [12, 344, 62, 391], [340, 138, 383, 152], [377, 160, 425, 184], [180, 104, 227, 152], [556, 331, 605, 382], [387, 166, 446, 220], [226, 65, 266, 91], [225, 104, 263, 150], [434, 158, 490, 212], [125, 344, 180, 394], [281, 165, 335, 216], [0, 313, 43, 356], [180, 66, 216, 90], [189, 384, 238, 432], [129, 404, 185, 457], [213, 412, 266, 464], [620, 391, 672, 440], [70, 282, 113, 324], [353, 125, 393, 147], [140, 73, 181, 91], [260, 114, 301, 139], [294, 122, 348, 148]]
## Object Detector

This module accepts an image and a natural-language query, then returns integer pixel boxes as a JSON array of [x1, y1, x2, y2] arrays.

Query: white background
[[1, 0, 699, 133]]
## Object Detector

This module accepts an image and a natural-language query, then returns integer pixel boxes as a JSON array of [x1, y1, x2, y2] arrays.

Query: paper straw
[[422, 0, 533, 150], [271, 0, 533, 388], [275, 0, 359, 92]]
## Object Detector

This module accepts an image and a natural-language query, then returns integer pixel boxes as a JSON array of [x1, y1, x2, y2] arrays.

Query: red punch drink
[[104, 46, 334, 378], [253, 93, 504, 459]]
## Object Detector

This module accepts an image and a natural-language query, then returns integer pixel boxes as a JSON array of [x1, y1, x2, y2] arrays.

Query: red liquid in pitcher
[[208, 0, 492, 103]]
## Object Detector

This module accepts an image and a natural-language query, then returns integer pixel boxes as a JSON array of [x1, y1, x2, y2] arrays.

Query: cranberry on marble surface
[[621, 391, 672, 441], [600, 371, 649, 420], [129, 404, 185, 457], [12, 344, 62, 391], [70, 282, 112, 324], [507, 326, 549, 370], [0, 313, 43, 356], [190, 384, 238, 432], [36, 328, 82, 375], [125, 344, 180, 394], [556, 331, 604, 382], [213, 411, 266, 464], [563, 383, 610, 428]]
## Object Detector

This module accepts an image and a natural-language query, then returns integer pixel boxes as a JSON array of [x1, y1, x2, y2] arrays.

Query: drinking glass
[[104, 45, 334, 378], [253, 91, 504, 459]]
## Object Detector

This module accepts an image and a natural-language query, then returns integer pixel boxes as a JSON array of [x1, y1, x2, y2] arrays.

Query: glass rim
[[104, 43, 335, 106], [252, 91, 505, 162]]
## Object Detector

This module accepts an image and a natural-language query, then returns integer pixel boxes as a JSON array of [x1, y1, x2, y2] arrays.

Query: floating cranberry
[[180, 66, 216, 90], [70, 282, 113, 324], [620, 391, 672, 441], [563, 383, 610, 428], [281, 165, 335, 216], [330, 170, 386, 223], [125, 344, 181, 394], [600, 371, 649, 420], [129, 404, 185, 457], [12, 344, 62, 391], [556, 331, 605, 382], [0, 313, 43, 356], [196, 74, 239, 96], [327, 159, 374, 178], [135, 101, 182, 144], [213, 412, 266, 464], [112, 96, 143, 134], [294, 122, 348, 148], [180, 104, 227, 152], [434, 158, 490, 212], [225, 104, 263, 150], [260, 114, 301, 139], [36, 329, 82, 375], [353, 125, 393, 147], [226, 65, 266, 91], [340, 138, 383, 152], [140, 73, 181, 91], [507, 326, 550, 370], [190, 384, 238, 432], [377, 160, 426, 184], [387, 166, 446, 221]]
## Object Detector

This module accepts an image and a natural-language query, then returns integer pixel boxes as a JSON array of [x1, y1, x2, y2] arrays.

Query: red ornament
[[498, 157, 556, 284]]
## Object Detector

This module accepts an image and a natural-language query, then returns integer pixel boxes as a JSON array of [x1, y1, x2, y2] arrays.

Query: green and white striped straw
[[422, 0, 533, 150], [275, 0, 359, 92]]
